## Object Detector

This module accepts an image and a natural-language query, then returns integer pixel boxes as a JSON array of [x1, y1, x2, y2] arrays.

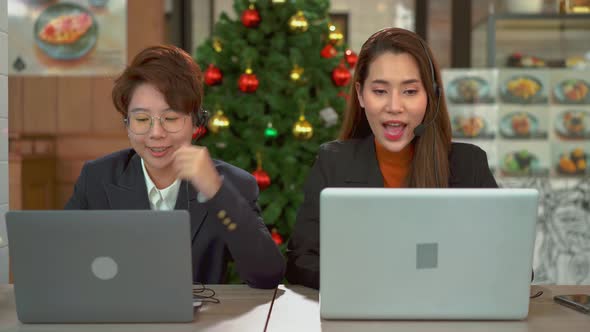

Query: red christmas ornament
[[332, 63, 351, 86], [238, 68, 259, 93], [252, 151, 270, 190], [271, 229, 283, 246], [204, 64, 222, 86], [252, 169, 271, 190], [344, 49, 358, 68], [241, 5, 261, 28], [320, 44, 337, 59], [192, 126, 207, 140]]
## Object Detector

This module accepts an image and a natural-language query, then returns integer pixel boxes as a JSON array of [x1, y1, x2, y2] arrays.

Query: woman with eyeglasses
[[65, 45, 285, 289]]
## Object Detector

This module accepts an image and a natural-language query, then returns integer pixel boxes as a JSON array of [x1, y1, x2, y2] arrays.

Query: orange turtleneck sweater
[[374, 139, 414, 188]]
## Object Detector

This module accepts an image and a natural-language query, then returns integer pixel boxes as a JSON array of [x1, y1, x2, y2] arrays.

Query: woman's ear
[[355, 82, 364, 108]]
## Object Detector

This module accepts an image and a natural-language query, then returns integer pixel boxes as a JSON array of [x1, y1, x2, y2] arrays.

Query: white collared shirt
[[141, 159, 181, 211]]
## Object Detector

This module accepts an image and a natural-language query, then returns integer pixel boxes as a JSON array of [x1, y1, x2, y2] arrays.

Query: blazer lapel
[[344, 135, 384, 188], [174, 180, 208, 242], [105, 153, 151, 209]]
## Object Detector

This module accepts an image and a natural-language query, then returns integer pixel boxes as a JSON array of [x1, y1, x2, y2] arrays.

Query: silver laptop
[[6, 210, 194, 323], [320, 188, 538, 320]]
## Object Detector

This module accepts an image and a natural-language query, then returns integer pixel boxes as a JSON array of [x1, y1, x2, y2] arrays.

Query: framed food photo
[[551, 106, 590, 140], [498, 105, 549, 140], [442, 69, 497, 105], [449, 105, 497, 140], [550, 69, 590, 105], [8, 0, 127, 75], [497, 140, 550, 177], [551, 142, 590, 177], [498, 69, 549, 105]]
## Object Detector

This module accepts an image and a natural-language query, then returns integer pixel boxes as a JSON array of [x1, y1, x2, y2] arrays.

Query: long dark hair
[[338, 28, 452, 187]]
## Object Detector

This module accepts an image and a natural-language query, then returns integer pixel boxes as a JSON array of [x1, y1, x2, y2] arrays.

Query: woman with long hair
[[286, 28, 497, 289]]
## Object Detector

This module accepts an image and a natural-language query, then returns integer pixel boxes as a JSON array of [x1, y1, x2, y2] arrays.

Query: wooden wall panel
[[56, 137, 129, 160], [91, 77, 126, 135], [127, 0, 165, 62], [8, 156, 21, 210], [8, 77, 23, 134], [57, 77, 92, 134], [21, 157, 56, 209], [22, 77, 57, 134], [56, 159, 85, 184]]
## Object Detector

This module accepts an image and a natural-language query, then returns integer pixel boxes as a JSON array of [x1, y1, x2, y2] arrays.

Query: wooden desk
[[0, 285, 275, 332], [266, 285, 590, 332]]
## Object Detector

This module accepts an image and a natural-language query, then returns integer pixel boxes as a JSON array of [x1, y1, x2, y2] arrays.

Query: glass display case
[[472, 12, 590, 68]]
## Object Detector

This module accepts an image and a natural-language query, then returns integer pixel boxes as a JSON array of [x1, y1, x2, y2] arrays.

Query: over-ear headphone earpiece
[[191, 108, 209, 141], [193, 108, 209, 127]]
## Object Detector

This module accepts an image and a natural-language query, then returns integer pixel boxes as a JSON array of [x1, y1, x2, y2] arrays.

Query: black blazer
[[286, 136, 498, 289], [65, 149, 285, 289]]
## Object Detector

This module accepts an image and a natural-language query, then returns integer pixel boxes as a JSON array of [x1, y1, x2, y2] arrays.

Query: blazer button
[[217, 210, 227, 219], [228, 223, 237, 231], [222, 217, 231, 226]]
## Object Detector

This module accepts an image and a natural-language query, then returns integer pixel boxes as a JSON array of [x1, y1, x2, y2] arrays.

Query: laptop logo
[[91, 256, 118, 280], [416, 243, 438, 269]]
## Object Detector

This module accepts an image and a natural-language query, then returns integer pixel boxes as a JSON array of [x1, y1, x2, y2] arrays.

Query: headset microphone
[[413, 88, 440, 137]]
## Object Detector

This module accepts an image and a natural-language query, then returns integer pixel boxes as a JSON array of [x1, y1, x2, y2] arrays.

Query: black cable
[[192, 282, 220, 304]]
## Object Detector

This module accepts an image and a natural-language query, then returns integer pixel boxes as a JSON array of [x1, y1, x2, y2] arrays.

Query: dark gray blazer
[[65, 149, 285, 289], [286, 136, 498, 289]]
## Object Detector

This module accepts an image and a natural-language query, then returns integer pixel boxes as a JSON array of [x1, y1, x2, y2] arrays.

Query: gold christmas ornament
[[290, 64, 304, 82], [212, 37, 223, 53], [292, 115, 313, 140], [208, 110, 230, 134], [288, 10, 309, 33], [328, 24, 344, 45]]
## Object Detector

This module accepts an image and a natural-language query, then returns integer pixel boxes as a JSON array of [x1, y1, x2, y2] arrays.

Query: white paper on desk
[[193, 300, 203, 307]]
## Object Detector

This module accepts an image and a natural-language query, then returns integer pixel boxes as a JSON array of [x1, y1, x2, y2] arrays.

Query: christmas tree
[[194, 0, 356, 282]]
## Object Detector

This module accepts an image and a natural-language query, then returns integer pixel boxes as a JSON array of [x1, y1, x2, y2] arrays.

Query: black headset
[[191, 107, 209, 141], [193, 107, 209, 127], [413, 38, 441, 187]]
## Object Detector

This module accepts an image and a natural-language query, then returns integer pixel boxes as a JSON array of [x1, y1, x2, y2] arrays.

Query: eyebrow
[[129, 108, 174, 113], [369, 79, 421, 85], [129, 108, 148, 113]]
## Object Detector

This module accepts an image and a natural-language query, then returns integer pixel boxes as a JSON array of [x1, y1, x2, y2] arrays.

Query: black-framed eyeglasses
[[124, 110, 188, 135]]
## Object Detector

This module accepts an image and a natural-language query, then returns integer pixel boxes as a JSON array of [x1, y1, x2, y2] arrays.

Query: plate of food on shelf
[[452, 115, 490, 138], [557, 147, 588, 176], [499, 112, 540, 138], [34, 2, 98, 60], [500, 75, 545, 103], [501, 150, 542, 176], [446, 76, 493, 104], [554, 110, 590, 139], [553, 79, 590, 104], [505, 53, 546, 68]]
